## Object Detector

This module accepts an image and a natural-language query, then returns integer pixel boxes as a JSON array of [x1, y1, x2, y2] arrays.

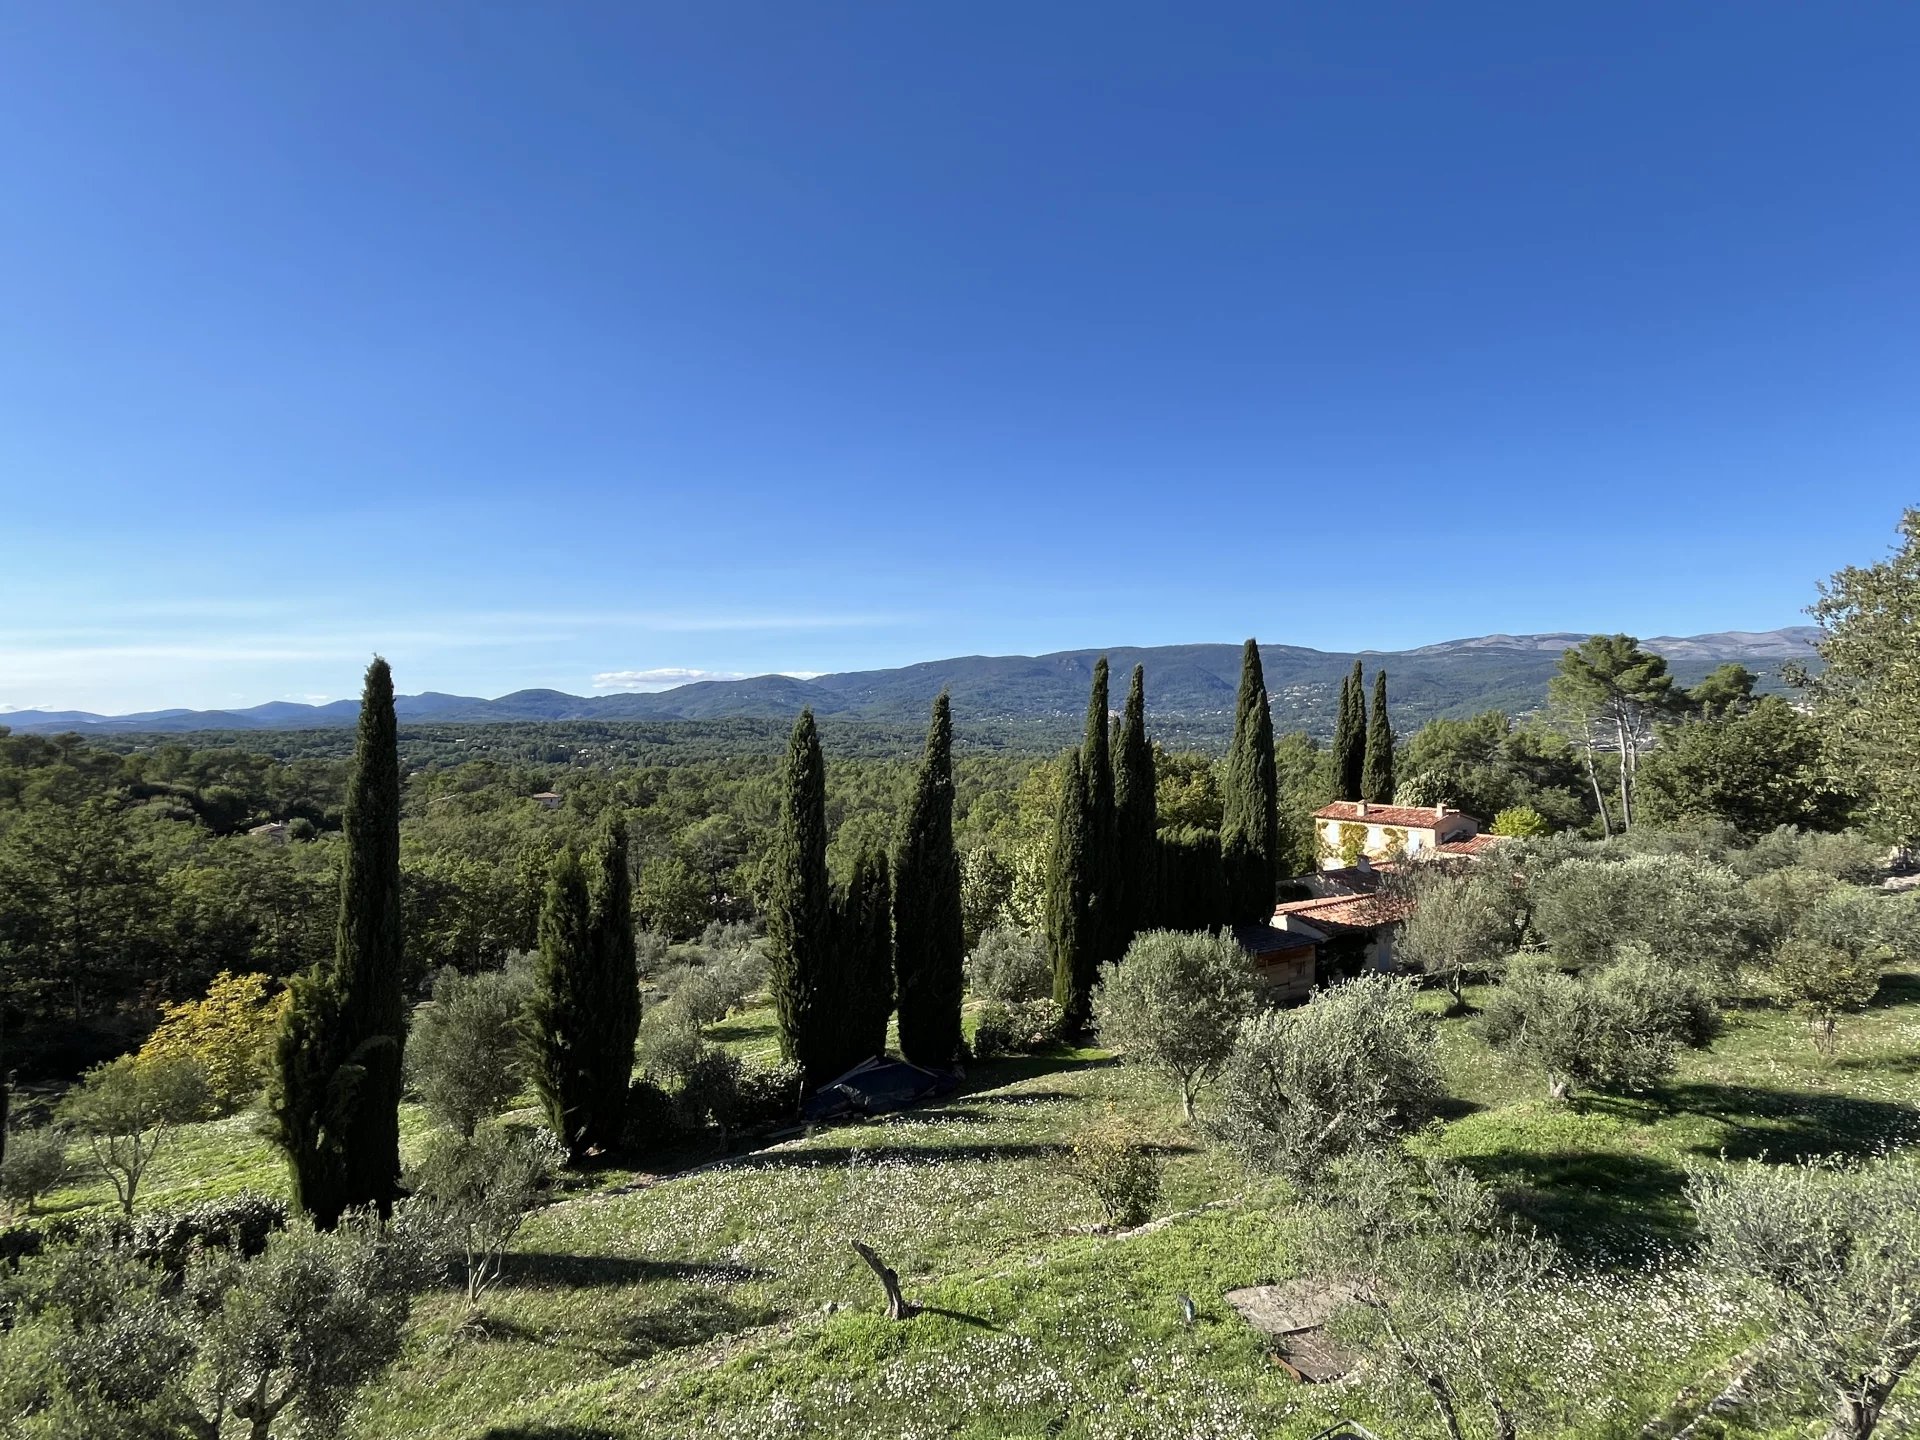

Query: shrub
[[1770, 937, 1882, 1052], [1599, 945, 1724, 1049], [675, 1047, 745, 1140], [1736, 826, 1881, 884], [1092, 930, 1258, 1120], [408, 964, 531, 1137], [654, 965, 718, 1025], [622, 1078, 680, 1155], [136, 972, 287, 1116], [1489, 806, 1550, 839], [1476, 956, 1717, 1099], [1215, 974, 1443, 1188], [1688, 1157, 1920, 1440], [965, 925, 1052, 1003], [0, 1126, 68, 1218], [732, 1060, 804, 1131], [971, 998, 1061, 1058], [1530, 852, 1758, 975], [1066, 1116, 1161, 1228], [635, 1000, 706, 1084]]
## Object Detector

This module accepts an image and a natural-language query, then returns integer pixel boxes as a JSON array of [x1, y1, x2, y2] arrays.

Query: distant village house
[[1313, 801, 1481, 869]]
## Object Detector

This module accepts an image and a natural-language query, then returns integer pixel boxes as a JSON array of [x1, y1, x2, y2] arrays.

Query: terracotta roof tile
[[1437, 835, 1505, 857], [1271, 891, 1416, 934], [1313, 802, 1478, 829]]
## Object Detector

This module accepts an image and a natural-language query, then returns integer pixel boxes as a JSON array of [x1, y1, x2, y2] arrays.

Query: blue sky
[[2, 3, 1915, 713]]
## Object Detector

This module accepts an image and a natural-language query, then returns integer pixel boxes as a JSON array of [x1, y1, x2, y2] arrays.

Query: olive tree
[[1530, 852, 1757, 975], [1393, 863, 1524, 1011], [407, 964, 532, 1137], [1092, 929, 1258, 1121], [1476, 955, 1719, 1101], [0, 1124, 69, 1218], [1767, 885, 1902, 1050], [1309, 1152, 1558, 1440], [1688, 1157, 1920, 1440], [407, 1122, 564, 1313], [189, 1210, 435, 1439], [1215, 973, 1443, 1187], [57, 1054, 209, 1214]]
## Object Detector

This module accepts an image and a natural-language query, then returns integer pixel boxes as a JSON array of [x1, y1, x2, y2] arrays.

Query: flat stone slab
[[1226, 1280, 1362, 1383], [1224, 1280, 1359, 1335]]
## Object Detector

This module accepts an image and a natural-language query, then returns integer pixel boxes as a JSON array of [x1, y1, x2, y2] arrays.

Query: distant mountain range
[[1, 627, 1820, 741]]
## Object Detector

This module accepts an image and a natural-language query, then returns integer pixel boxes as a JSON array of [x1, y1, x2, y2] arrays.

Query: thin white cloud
[[591, 668, 749, 692], [590, 668, 828, 693]]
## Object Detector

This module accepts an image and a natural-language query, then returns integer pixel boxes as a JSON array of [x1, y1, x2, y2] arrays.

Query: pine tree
[[1221, 639, 1279, 926], [1362, 670, 1395, 803], [1334, 658, 1367, 801], [1081, 657, 1117, 962], [268, 657, 406, 1224], [838, 846, 894, 1074], [583, 813, 640, 1150], [527, 847, 597, 1155], [1113, 663, 1158, 946], [768, 710, 836, 1087], [893, 693, 964, 1068], [1048, 749, 1098, 1029]]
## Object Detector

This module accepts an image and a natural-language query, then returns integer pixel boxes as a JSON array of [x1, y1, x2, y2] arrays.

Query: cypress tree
[[583, 813, 640, 1150], [527, 847, 597, 1155], [1221, 639, 1279, 926], [1081, 657, 1117, 962], [1334, 659, 1367, 801], [1112, 663, 1158, 945], [1047, 749, 1098, 1029], [269, 657, 406, 1224], [1362, 670, 1395, 804], [838, 846, 894, 1074], [893, 693, 964, 1068], [768, 710, 836, 1087]]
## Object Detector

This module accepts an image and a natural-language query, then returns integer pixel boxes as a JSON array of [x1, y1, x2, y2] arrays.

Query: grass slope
[[21, 976, 1920, 1438]]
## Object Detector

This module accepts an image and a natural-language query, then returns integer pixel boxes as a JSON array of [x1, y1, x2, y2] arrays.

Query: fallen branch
[[851, 1239, 912, 1320]]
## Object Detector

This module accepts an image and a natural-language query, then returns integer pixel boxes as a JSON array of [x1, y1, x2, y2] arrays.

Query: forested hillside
[[2, 627, 1817, 743]]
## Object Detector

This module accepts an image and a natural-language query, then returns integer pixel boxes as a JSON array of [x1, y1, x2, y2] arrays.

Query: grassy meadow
[[21, 976, 1920, 1439]]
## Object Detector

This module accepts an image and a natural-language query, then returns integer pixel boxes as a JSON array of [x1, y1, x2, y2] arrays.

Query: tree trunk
[[1614, 709, 1635, 830], [1180, 1080, 1196, 1123], [1581, 738, 1613, 836], [852, 1239, 911, 1320]]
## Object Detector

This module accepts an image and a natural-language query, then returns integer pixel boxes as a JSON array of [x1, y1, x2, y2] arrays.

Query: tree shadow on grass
[[477, 1428, 619, 1440], [1453, 1147, 1696, 1264], [1653, 1081, 1920, 1163], [614, 1289, 780, 1359], [489, 1252, 771, 1289], [722, 1139, 1198, 1170], [910, 1304, 999, 1329]]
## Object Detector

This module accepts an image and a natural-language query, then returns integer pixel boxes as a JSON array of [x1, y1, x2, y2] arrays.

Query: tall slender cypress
[[838, 846, 894, 1074], [1362, 670, 1395, 804], [1081, 657, 1117, 963], [1112, 664, 1158, 947], [584, 813, 640, 1149], [527, 847, 597, 1155], [1334, 659, 1367, 801], [893, 693, 964, 1068], [1047, 749, 1098, 1029], [269, 657, 406, 1224], [768, 711, 836, 1086], [1221, 640, 1279, 925]]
